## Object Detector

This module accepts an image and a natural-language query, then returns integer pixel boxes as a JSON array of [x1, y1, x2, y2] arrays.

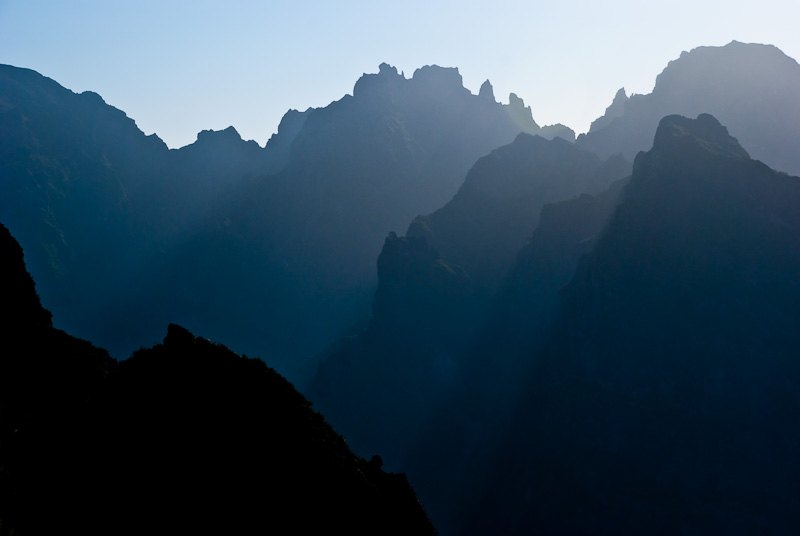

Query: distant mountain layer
[[0, 63, 296, 357], [0, 221, 437, 536], [151, 63, 569, 373], [0, 62, 564, 373], [467, 114, 800, 535], [578, 41, 800, 176]]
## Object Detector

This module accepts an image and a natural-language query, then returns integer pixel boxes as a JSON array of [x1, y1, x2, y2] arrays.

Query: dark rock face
[[0, 222, 52, 329], [312, 233, 472, 467], [578, 41, 800, 176], [468, 114, 800, 535], [311, 135, 631, 534], [0, 222, 437, 536], [479, 176, 629, 380], [1, 221, 117, 533]]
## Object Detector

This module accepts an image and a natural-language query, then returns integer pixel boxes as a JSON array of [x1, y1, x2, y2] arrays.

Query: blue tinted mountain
[[0, 222, 437, 536], [407, 134, 630, 293], [0, 64, 300, 356], [466, 114, 800, 534], [578, 41, 800, 176], [312, 232, 473, 460], [310, 135, 630, 533], [160, 63, 569, 375], [0, 62, 555, 371]]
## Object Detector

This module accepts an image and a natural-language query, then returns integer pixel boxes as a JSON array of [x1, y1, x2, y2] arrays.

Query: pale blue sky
[[1, 0, 798, 149]]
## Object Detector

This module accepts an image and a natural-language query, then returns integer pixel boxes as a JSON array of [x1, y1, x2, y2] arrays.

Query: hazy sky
[[1, 1, 798, 149]]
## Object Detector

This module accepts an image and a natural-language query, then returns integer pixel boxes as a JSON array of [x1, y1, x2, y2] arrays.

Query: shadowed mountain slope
[[0, 221, 437, 536], [577, 41, 800, 176], [408, 133, 630, 293], [309, 135, 631, 533], [311, 135, 631, 454], [468, 114, 800, 535]]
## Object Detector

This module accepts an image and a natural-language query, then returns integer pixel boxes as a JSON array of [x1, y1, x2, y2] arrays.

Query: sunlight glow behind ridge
[[0, 0, 797, 148]]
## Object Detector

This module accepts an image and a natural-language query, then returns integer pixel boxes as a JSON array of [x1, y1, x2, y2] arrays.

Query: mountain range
[[0, 61, 571, 375], [2, 41, 799, 535]]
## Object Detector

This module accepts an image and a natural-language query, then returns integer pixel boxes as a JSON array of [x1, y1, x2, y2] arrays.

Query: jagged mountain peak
[[351, 63, 404, 98], [588, 87, 628, 133], [352, 63, 467, 99], [506, 92, 539, 131], [195, 125, 244, 143], [479, 79, 495, 102], [378, 62, 399, 76], [652, 113, 750, 159], [411, 64, 465, 90], [185, 125, 262, 152]]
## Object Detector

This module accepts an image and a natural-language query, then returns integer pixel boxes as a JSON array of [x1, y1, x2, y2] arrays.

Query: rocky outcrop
[[588, 87, 628, 132], [478, 79, 495, 101]]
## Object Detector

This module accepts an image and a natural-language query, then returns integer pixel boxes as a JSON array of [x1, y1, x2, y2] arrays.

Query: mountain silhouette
[[0, 221, 437, 536], [5, 44, 800, 535], [0, 62, 565, 375], [0, 63, 292, 357]]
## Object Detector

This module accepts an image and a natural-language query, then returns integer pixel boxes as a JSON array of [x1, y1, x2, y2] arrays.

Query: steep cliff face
[[312, 233, 472, 466], [577, 42, 800, 176], [408, 133, 630, 294], [467, 114, 800, 535], [309, 135, 631, 535]]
